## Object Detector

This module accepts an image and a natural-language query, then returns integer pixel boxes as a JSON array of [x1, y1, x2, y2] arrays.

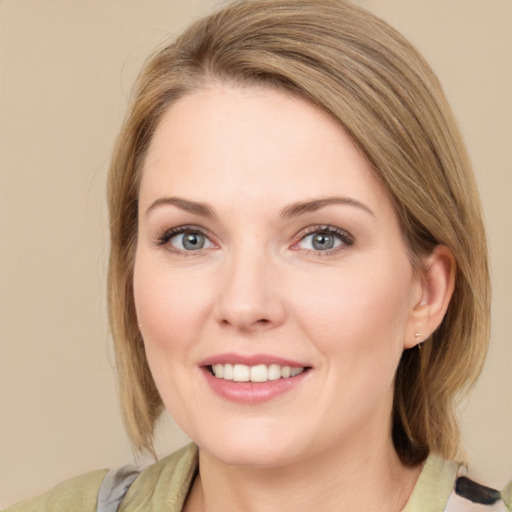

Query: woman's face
[[134, 85, 423, 468]]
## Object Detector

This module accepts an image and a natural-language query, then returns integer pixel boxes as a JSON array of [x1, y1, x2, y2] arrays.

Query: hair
[[108, 0, 490, 465]]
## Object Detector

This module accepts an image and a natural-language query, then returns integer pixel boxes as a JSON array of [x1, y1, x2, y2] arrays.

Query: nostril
[[219, 316, 272, 331]]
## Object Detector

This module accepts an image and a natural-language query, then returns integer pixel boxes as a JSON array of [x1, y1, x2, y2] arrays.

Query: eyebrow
[[145, 196, 375, 219], [146, 197, 216, 217], [280, 197, 375, 219]]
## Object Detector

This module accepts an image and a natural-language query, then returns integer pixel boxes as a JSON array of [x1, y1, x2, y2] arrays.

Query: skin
[[134, 84, 454, 512]]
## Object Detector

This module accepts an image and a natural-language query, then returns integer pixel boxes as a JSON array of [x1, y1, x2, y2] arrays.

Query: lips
[[199, 353, 311, 403]]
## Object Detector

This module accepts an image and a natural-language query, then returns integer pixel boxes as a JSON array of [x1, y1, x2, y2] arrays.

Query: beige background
[[0, 0, 510, 507]]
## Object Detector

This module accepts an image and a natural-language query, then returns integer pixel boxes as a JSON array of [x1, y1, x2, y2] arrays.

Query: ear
[[404, 245, 456, 349]]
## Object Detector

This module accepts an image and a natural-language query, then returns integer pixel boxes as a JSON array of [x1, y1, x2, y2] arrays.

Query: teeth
[[211, 363, 306, 382], [268, 364, 281, 381], [213, 364, 224, 379], [233, 364, 250, 382], [223, 364, 233, 380], [250, 364, 267, 382], [291, 367, 304, 377]]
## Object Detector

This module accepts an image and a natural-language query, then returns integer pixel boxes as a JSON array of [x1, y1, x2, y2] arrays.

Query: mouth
[[199, 354, 312, 403], [207, 363, 307, 382]]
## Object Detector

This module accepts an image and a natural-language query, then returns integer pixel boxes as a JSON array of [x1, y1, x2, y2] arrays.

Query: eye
[[158, 227, 214, 252], [294, 226, 353, 253], [173, 231, 212, 251]]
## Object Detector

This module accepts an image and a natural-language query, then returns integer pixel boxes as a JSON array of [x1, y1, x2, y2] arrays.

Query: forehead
[[140, 84, 394, 220]]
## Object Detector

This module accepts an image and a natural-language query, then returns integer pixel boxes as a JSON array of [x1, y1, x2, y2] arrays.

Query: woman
[[5, 0, 511, 511]]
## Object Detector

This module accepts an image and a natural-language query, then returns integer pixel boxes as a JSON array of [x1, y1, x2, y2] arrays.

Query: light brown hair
[[108, 0, 490, 464]]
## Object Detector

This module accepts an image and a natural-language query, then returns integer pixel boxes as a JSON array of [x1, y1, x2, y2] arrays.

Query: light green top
[[403, 454, 459, 512], [4, 444, 511, 511], [3, 468, 108, 512]]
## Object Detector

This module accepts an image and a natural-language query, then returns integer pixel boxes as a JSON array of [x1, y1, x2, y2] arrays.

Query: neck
[[185, 426, 421, 512]]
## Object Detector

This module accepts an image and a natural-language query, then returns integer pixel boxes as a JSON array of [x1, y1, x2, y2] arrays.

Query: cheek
[[133, 255, 213, 355], [291, 257, 414, 360], [132, 252, 213, 431], [291, 258, 414, 420]]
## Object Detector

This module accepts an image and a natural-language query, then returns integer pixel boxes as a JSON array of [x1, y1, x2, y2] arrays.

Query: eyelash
[[155, 225, 214, 253], [155, 224, 354, 255], [292, 225, 354, 255]]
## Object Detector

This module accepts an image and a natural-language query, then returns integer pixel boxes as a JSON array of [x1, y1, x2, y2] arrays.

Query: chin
[[205, 442, 301, 469], [192, 420, 308, 469]]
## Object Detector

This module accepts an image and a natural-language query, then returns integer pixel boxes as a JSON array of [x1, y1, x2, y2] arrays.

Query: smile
[[210, 363, 305, 382], [200, 354, 311, 403]]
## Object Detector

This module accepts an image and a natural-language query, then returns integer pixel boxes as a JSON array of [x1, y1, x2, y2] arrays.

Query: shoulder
[[404, 454, 512, 512], [3, 469, 108, 512], [118, 443, 198, 512], [2, 444, 198, 512], [446, 474, 512, 512]]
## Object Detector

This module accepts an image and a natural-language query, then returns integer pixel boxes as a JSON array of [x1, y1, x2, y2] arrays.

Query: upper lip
[[199, 353, 309, 368]]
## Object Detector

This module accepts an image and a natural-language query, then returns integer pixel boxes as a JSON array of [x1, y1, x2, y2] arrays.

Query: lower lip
[[201, 367, 310, 404]]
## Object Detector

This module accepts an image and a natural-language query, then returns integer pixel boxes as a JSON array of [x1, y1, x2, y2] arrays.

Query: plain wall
[[1, 0, 510, 507]]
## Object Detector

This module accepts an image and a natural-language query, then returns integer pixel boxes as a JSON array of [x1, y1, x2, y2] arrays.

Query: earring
[[415, 332, 423, 351]]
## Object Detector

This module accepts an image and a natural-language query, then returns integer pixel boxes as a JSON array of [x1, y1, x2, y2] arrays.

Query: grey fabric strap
[[96, 464, 141, 512]]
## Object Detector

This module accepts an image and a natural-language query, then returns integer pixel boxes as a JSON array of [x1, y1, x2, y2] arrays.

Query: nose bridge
[[214, 239, 285, 331]]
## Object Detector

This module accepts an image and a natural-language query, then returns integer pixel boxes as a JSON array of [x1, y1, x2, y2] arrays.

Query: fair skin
[[134, 85, 454, 512]]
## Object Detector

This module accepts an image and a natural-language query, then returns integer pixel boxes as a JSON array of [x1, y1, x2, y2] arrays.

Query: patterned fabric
[[4, 444, 511, 511], [96, 446, 511, 512], [401, 454, 510, 511], [96, 465, 140, 512], [446, 475, 510, 512]]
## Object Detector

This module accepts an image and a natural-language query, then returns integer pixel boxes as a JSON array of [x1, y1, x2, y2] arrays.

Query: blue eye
[[296, 227, 352, 252], [160, 228, 213, 251]]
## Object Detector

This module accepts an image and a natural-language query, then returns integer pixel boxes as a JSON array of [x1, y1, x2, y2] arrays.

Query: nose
[[213, 248, 286, 333]]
